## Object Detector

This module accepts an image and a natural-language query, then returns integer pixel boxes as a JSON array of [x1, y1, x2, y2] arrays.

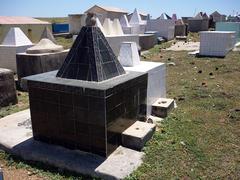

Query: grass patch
[[56, 37, 73, 49], [128, 43, 240, 179], [0, 91, 29, 118]]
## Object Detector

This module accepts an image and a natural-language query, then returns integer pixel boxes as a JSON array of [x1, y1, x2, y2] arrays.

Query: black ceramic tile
[[56, 27, 125, 82]]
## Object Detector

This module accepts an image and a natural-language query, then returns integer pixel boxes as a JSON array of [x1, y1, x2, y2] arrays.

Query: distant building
[[210, 11, 226, 23], [68, 14, 86, 34], [188, 12, 209, 32], [0, 16, 51, 43], [85, 5, 128, 23], [227, 15, 240, 22]]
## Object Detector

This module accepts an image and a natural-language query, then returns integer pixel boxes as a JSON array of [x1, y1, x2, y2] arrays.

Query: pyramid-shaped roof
[[2, 27, 32, 46], [211, 11, 221, 16], [129, 8, 144, 25], [40, 27, 56, 43], [56, 26, 125, 82], [158, 13, 172, 20]]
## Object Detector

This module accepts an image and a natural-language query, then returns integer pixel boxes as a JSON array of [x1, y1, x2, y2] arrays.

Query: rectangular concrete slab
[[122, 121, 156, 151], [0, 110, 144, 180]]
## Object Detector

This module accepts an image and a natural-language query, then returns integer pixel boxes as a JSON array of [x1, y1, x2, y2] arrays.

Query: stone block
[[122, 121, 156, 150], [118, 42, 140, 67], [105, 35, 140, 56], [139, 34, 157, 50], [0, 68, 17, 107], [16, 50, 69, 81], [152, 98, 174, 118]]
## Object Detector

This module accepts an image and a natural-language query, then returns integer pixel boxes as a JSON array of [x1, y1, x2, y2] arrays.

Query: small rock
[[160, 55, 163, 58], [161, 129, 166, 133], [147, 118, 153, 124], [167, 62, 176, 66], [27, 171, 33, 176], [198, 70, 202, 74], [202, 82, 207, 87], [219, 118, 225, 123], [215, 67, 219, 71], [178, 97, 185, 101], [209, 72, 213, 76], [180, 141, 186, 146], [167, 58, 171, 61]]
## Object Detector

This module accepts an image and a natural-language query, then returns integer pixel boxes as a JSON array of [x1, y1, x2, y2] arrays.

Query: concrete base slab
[[0, 110, 144, 180], [152, 98, 175, 118], [122, 121, 156, 151]]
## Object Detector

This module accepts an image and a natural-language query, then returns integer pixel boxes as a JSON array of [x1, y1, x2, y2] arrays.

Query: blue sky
[[1, 0, 239, 18]]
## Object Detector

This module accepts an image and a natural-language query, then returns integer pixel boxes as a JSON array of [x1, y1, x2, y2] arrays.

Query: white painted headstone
[[112, 19, 124, 35], [96, 17, 106, 35], [120, 15, 131, 27], [103, 18, 114, 36], [118, 42, 140, 67], [120, 15, 132, 34]]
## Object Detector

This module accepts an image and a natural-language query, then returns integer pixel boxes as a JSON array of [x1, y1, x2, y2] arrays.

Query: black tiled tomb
[[24, 25, 147, 157], [26, 71, 147, 157]]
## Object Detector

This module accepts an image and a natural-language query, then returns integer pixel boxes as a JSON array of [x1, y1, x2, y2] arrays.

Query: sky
[[0, 0, 240, 18]]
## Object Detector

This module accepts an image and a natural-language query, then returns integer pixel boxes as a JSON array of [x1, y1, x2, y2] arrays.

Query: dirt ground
[[0, 162, 43, 180], [166, 41, 200, 51]]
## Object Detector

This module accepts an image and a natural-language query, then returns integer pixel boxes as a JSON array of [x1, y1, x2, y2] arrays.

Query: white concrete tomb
[[199, 31, 237, 57], [0, 27, 33, 72], [123, 61, 166, 117]]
